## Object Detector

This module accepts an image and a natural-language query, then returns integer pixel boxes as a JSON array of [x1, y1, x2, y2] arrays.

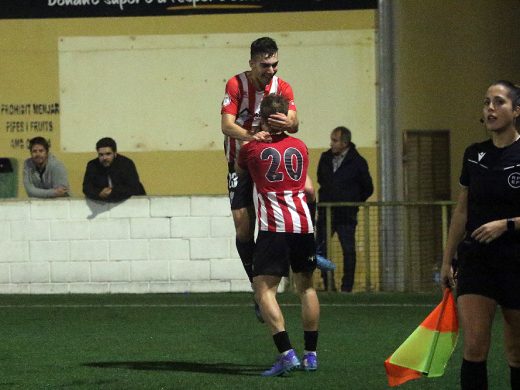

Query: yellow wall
[[394, 0, 520, 199], [3, 1, 519, 201], [0, 11, 376, 198]]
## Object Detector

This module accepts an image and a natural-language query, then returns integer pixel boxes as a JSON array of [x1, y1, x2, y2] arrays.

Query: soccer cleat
[[261, 349, 301, 377], [301, 352, 318, 371], [316, 254, 336, 272], [254, 299, 265, 323]]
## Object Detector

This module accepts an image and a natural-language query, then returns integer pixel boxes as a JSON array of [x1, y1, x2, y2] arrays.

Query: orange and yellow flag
[[384, 288, 459, 387]]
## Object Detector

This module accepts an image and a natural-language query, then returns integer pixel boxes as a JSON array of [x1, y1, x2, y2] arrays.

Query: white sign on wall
[[59, 30, 375, 152]]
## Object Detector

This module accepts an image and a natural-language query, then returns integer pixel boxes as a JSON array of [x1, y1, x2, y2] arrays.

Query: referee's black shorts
[[253, 231, 316, 278], [227, 162, 253, 210], [456, 238, 520, 309]]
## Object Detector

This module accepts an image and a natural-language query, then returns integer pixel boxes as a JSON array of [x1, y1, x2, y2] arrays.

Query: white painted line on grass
[[0, 303, 435, 308]]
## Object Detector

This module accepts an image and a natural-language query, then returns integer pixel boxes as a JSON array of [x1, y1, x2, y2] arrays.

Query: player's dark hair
[[260, 94, 288, 122], [250, 37, 278, 59], [96, 137, 117, 152], [29, 136, 49, 152], [333, 126, 352, 144]]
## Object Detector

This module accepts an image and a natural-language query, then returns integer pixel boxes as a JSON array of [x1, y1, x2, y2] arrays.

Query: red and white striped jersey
[[221, 71, 296, 164], [238, 134, 313, 234]]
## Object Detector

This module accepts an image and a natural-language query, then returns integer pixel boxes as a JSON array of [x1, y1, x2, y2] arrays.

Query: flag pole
[[422, 288, 450, 375]]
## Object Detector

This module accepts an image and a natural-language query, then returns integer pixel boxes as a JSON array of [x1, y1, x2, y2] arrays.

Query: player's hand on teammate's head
[[268, 113, 291, 131]]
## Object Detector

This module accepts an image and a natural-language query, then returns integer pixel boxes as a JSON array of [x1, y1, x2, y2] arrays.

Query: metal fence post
[[326, 205, 333, 291], [363, 205, 371, 291]]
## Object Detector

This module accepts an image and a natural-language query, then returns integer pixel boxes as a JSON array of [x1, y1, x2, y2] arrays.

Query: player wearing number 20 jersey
[[238, 133, 313, 234]]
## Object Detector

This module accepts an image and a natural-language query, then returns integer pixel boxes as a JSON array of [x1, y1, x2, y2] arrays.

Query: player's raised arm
[[221, 113, 255, 141]]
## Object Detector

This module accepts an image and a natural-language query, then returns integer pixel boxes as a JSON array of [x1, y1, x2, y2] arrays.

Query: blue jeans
[[316, 217, 357, 292]]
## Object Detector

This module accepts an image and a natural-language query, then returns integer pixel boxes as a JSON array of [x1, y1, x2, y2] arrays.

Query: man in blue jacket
[[316, 126, 373, 292]]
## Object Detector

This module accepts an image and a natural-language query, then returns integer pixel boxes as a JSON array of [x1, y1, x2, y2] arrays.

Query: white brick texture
[[109, 198, 150, 218], [109, 282, 151, 294], [150, 196, 190, 217], [131, 261, 169, 281], [0, 202, 30, 221], [31, 200, 69, 219], [70, 240, 109, 261], [110, 240, 148, 260], [210, 217, 235, 238], [131, 218, 170, 239], [29, 241, 70, 262], [11, 262, 50, 283], [0, 196, 244, 294], [170, 260, 210, 281], [149, 239, 189, 260], [190, 238, 230, 259], [171, 217, 210, 238], [51, 221, 90, 240], [0, 242, 29, 262], [11, 220, 50, 241], [70, 200, 110, 219], [29, 284, 70, 294], [0, 264, 10, 283], [0, 223, 10, 241], [191, 196, 231, 217], [89, 219, 130, 240], [69, 283, 110, 294], [210, 259, 246, 280], [91, 261, 131, 282], [51, 262, 91, 282]]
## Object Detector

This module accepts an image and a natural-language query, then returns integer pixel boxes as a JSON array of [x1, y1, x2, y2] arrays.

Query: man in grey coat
[[23, 137, 70, 198]]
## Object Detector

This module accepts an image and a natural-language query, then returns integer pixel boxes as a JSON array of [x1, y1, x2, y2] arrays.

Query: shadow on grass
[[84, 361, 265, 376]]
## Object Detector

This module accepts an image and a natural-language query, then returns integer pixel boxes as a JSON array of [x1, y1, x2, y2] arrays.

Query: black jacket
[[82, 154, 146, 202], [317, 144, 373, 223]]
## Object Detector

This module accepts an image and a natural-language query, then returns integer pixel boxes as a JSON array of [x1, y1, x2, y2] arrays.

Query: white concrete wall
[[0, 196, 250, 294]]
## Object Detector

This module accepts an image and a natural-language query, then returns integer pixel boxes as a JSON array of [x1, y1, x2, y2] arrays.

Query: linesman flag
[[384, 288, 459, 387]]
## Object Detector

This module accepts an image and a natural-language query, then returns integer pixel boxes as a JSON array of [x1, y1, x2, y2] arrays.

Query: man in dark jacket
[[316, 126, 373, 292], [83, 137, 146, 202]]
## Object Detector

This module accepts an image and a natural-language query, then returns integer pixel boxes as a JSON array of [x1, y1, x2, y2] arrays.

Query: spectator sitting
[[82, 137, 145, 202], [23, 136, 70, 198]]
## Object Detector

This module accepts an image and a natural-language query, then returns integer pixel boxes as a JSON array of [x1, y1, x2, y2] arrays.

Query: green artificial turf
[[0, 292, 509, 389]]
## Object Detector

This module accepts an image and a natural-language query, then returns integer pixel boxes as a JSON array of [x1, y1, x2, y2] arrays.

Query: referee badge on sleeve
[[508, 172, 520, 188]]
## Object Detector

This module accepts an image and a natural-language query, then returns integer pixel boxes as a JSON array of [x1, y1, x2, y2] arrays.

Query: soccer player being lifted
[[221, 37, 334, 321], [237, 94, 321, 376]]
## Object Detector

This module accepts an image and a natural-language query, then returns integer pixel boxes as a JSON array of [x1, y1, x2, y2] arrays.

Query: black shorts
[[227, 162, 253, 210], [253, 231, 316, 277], [456, 238, 520, 309]]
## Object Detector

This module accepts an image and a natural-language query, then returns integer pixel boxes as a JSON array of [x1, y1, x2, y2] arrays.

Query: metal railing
[[316, 201, 455, 293]]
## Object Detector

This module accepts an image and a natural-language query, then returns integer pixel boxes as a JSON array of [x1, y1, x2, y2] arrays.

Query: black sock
[[511, 365, 520, 390], [235, 239, 255, 282], [273, 331, 292, 354], [304, 331, 318, 352], [461, 359, 487, 390]]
